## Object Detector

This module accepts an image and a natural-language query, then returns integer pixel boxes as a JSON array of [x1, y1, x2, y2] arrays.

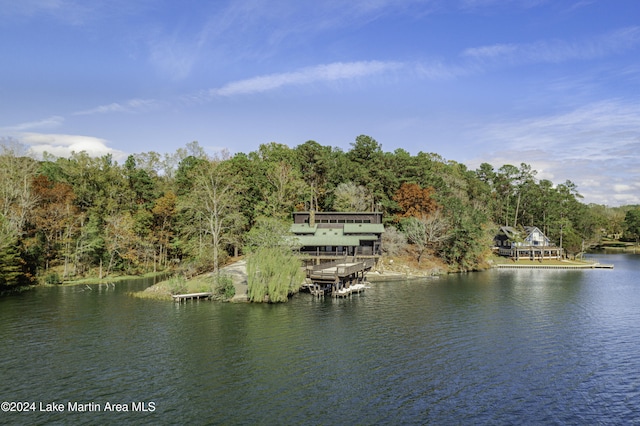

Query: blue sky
[[1, 0, 639, 206]]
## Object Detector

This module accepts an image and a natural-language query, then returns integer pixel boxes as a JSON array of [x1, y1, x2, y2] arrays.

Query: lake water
[[1, 253, 639, 425]]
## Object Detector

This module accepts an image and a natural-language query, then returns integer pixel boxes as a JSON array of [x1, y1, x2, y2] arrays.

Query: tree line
[[0, 135, 637, 291]]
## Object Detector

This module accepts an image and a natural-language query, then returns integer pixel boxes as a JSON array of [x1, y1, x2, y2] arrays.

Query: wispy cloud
[[467, 100, 640, 206], [459, 0, 549, 11], [73, 98, 161, 116], [463, 43, 517, 59], [0, 0, 75, 20], [462, 26, 640, 64], [1, 115, 64, 132], [147, 32, 205, 80], [207, 60, 403, 98], [0, 0, 147, 25], [414, 60, 476, 80], [146, 0, 432, 79]]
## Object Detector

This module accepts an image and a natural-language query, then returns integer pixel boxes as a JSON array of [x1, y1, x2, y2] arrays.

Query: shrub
[[44, 272, 61, 285], [215, 274, 235, 300]]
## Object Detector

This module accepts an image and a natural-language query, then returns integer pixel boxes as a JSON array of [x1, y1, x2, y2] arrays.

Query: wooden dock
[[303, 258, 373, 298], [495, 263, 613, 270], [171, 292, 213, 302]]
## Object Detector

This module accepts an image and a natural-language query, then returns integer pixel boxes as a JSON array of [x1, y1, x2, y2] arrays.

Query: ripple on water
[[1, 254, 639, 424]]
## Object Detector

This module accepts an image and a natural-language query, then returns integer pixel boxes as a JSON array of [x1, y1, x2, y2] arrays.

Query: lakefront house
[[494, 226, 563, 260], [290, 211, 384, 263]]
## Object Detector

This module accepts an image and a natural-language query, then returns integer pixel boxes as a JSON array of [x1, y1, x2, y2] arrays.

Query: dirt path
[[219, 259, 248, 302]]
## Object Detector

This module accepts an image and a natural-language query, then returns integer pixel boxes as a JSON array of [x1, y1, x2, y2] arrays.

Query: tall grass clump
[[167, 276, 188, 295]]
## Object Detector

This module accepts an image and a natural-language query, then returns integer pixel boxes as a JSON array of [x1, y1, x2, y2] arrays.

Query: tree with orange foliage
[[393, 182, 438, 218], [30, 175, 78, 273]]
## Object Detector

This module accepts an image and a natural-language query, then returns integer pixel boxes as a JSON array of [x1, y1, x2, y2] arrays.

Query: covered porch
[[500, 246, 563, 260]]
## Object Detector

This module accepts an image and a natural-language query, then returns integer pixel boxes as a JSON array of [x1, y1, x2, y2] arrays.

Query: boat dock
[[171, 292, 213, 302], [495, 263, 613, 270], [302, 258, 373, 298]]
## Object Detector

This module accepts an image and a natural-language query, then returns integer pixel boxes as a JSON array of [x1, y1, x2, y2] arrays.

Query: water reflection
[[0, 254, 638, 424]]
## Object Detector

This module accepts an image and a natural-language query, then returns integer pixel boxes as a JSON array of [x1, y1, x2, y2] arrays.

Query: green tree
[[440, 199, 493, 271], [624, 208, 640, 244], [225, 152, 263, 241], [295, 140, 331, 210], [124, 155, 157, 211], [244, 217, 297, 253], [104, 211, 139, 276], [0, 214, 26, 290], [152, 191, 177, 269], [345, 135, 389, 211], [262, 161, 308, 219], [495, 164, 519, 227]]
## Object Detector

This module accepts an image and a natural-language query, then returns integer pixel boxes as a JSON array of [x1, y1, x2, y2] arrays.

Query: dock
[[495, 263, 613, 270], [171, 292, 213, 302], [302, 258, 373, 298]]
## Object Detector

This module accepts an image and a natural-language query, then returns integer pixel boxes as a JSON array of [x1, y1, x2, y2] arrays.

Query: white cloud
[[613, 184, 635, 192], [20, 132, 127, 160], [462, 26, 640, 64], [208, 61, 403, 97], [463, 43, 517, 58], [414, 60, 473, 80], [73, 98, 161, 116], [466, 100, 640, 206], [146, 0, 431, 79]]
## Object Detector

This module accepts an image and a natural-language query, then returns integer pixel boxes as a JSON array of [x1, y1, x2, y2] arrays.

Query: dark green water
[[1, 253, 639, 425]]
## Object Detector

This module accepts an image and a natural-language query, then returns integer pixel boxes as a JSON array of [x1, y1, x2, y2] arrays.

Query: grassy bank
[[132, 275, 215, 301], [58, 271, 171, 286]]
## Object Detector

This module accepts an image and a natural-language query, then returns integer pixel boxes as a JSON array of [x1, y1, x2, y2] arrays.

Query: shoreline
[[132, 260, 250, 302], [59, 271, 170, 287]]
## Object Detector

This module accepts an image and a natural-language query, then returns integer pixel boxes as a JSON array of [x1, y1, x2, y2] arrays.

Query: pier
[[495, 263, 613, 270], [171, 292, 213, 302], [303, 258, 373, 298]]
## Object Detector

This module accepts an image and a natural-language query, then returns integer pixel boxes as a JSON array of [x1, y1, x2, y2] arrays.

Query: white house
[[494, 226, 562, 260]]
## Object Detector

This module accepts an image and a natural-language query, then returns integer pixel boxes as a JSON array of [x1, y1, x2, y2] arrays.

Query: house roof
[[289, 223, 383, 247], [290, 223, 317, 234], [497, 226, 551, 243], [294, 228, 360, 246], [343, 223, 385, 234], [499, 226, 518, 238]]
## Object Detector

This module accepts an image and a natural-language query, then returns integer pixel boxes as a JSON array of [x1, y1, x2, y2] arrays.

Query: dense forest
[[1, 135, 638, 291]]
